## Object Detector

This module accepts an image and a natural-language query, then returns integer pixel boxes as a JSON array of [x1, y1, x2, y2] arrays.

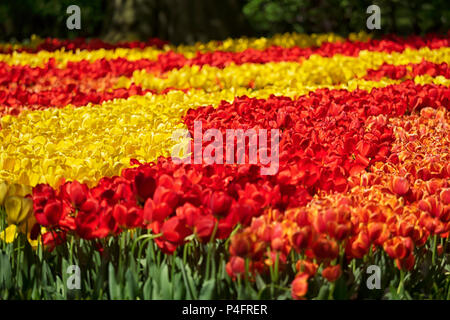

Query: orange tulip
[[391, 176, 410, 196], [291, 273, 309, 300]]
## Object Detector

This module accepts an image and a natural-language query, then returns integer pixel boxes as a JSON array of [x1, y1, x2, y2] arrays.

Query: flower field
[[0, 32, 449, 300]]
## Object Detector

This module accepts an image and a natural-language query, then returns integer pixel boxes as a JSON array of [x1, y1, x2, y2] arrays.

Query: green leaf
[[0, 253, 12, 290], [143, 277, 152, 300], [151, 279, 161, 300], [108, 263, 120, 299], [159, 264, 171, 299], [173, 273, 185, 300], [199, 279, 215, 300], [315, 285, 329, 300], [177, 258, 198, 299], [125, 269, 138, 300]]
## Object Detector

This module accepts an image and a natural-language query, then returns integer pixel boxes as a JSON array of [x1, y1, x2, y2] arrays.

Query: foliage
[[1, 207, 449, 300], [1, 0, 449, 43], [0, 0, 105, 42], [243, 0, 450, 36]]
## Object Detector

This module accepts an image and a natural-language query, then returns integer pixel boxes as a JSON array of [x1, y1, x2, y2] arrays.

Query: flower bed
[[0, 32, 449, 300]]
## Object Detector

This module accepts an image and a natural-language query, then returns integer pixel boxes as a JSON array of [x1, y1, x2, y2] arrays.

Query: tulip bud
[[440, 188, 450, 205], [19, 197, 34, 224], [395, 254, 415, 271], [6, 183, 32, 197], [5, 196, 32, 226], [296, 260, 318, 276], [134, 170, 156, 201], [230, 233, 251, 257], [322, 264, 342, 282], [0, 180, 8, 206], [209, 191, 232, 217], [291, 273, 309, 300], [226, 256, 245, 280], [437, 244, 444, 256], [67, 181, 87, 207], [391, 176, 410, 196], [312, 237, 339, 260]]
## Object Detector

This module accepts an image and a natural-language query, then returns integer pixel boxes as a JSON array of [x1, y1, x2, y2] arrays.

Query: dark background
[[0, 0, 449, 44]]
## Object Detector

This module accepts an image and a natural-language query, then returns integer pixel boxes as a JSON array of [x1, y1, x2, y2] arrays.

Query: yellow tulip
[[0, 180, 7, 206], [5, 196, 32, 226], [0, 225, 18, 243], [6, 183, 32, 197], [1, 196, 38, 245]]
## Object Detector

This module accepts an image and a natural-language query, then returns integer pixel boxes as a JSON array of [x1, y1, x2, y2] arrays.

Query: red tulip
[[322, 265, 342, 282], [161, 216, 190, 245], [391, 176, 410, 196], [63, 181, 88, 207], [230, 233, 251, 257], [42, 231, 67, 251], [134, 169, 156, 201], [35, 200, 63, 227], [226, 256, 246, 280], [209, 191, 232, 217]]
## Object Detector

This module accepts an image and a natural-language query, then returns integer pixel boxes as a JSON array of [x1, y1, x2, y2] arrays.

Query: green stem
[[328, 282, 335, 300], [397, 270, 405, 296], [446, 280, 450, 300], [273, 251, 280, 283], [183, 242, 188, 266], [431, 234, 438, 265], [244, 257, 250, 286], [131, 231, 161, 259], [137, 234, 162, 272], [69, 235, 74, 266], [205, 222, 218, 280], [15, 231, 21, 274]]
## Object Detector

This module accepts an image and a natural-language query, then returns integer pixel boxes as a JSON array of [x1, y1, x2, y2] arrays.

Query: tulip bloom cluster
[[0, 32, 448, 300], [226, 106, 449, 299]]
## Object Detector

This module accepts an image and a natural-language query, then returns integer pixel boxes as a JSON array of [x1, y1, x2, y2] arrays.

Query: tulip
[[0, 180, 8, 206], [209, 191, 232, 217], [295, 260, 318, 276], [395, 254, 415, 271], [350, 232, 370, 259], [291, 273, 309, 300], [230, 233, 251, 257], [312, 237, 339, 261], [194, 215, 216, 242], [161, 216, 190, 245], [65, 181, 88, 207], [42, 231, 67, 251], [35, 200, 63, 227], [5, 196, 33, 226], [0, 225, 18, 243], [226, 256, 246, 280], [291, 226, 312, 251], [6, 183, 32, 198], [440, 188, 450, 205], [322, 265, 342, 282], [391, 176, 410, 196], [134, 169, 156, 202]]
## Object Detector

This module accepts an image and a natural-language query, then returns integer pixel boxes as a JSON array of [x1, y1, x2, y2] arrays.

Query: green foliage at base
[[1, 208, 449, 300]]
